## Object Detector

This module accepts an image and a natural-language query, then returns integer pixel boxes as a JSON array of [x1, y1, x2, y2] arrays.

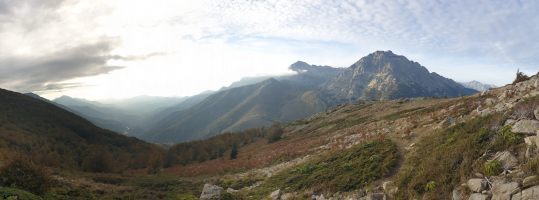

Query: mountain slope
[[0, 88, 159, 171], [323, 50, 477, 102], [145, 78, 328, 143]]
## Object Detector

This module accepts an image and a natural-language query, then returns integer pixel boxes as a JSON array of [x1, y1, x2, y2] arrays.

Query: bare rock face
[[468, 193, 488, 200], [467, 179, 487, 192], [492, 151, 518, 170], [491, 181, 519, 200], [512, 120, 539, 135], [512, 185, 539, 200], [200, 184, 223, 200]]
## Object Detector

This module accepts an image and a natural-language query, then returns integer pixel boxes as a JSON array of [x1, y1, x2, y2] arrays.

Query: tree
[[230, 144, 238, 160], [513, 69, 530, 84], [267, 123, 284, 143]]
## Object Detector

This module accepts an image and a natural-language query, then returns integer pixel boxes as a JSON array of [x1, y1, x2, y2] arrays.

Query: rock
[[512, 185, 539, 200], [505, 119, 517, 126], [226, 188, 238, 193], [200, 184, 223, 200], [468, 193, 488, 200], [512, 120, 539, 135], [522, 176, 539, 188], [270, 189, 281, 200], [491, 181, 519, 200], [525, 136, 537, 147], [492, 151, 518, 169], [452, 188, 465, 200], [474, 173, 485, 178], [382, 181, 398, 196], [537, 130, 539, 148], [362, 193, 386, 200], [535, 108, 539, 120], [467, 179, 487, 192], [280, 193, 294, 200]]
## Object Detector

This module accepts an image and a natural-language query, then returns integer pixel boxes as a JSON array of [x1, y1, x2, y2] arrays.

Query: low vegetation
[[248, 139, 399, 199], [394, 114, 524, 199]]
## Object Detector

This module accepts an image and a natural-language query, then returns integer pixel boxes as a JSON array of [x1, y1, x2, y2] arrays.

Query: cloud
[[0, 39, 123, 92]]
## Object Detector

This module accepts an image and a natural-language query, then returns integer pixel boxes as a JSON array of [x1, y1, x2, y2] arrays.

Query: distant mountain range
[[137, 50, 477, 143], [52, 50, 478, 143], [459, 80, 496, 92]]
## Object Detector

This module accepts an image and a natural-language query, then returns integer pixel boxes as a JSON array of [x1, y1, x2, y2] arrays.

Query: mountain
[[144, 78, 329, 143], [323, 50, 477, 102], [0, 88, 159, 171], [144, 51, 478, 143], [459, 80, 496, 91]]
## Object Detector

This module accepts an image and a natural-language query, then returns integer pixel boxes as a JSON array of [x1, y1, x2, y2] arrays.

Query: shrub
[[267, 124, 284, 144], [81, 147, 115, 173], [513, 71, 530, 84], [0, 157, 52, 194], [424, 181, 437, 192], [0, 187, 42, 200], [484, 160, 503, 176], [492, 125, 522, 150]]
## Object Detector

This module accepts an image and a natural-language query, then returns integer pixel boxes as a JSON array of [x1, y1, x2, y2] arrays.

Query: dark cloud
[[0, 39, 124, 92]]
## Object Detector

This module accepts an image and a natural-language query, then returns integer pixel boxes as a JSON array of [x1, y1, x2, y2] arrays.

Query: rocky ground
[[194, 73, 539, 200]]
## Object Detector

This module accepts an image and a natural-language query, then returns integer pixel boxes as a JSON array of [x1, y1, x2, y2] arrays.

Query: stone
[[505, 119, 517, 126], [523, 176, 539, 188], [492, 151, 518, 169], [491, 181, 519, 200], [512, 185, 539, 200], [280, 193, 294, 200], [467, 179, 487, 192], [537, 130, 539, 148], [382, 181, 398, 196], [363, 193, 385, 200], [270, 189, 281, 200], [226, 188, 238, 193], [512, 120, 539, 135], [468, 193, 488, 200], [200, 184, 223, 200], [525, 136, 537, 147], [535, 108, 539, 120], [452, 188, 465, 200]]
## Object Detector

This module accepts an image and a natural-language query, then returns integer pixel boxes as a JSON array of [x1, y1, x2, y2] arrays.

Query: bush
[[267, 124, 284, 144], [0, 187, 42, 200], [0, 157, 52, 194], [513, 71, 530, 84], [484, 160, 503, 176], [424, 181, 437, 192]]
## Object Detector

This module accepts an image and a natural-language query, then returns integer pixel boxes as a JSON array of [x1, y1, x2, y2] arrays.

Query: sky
[[0, 0, 538, 100]]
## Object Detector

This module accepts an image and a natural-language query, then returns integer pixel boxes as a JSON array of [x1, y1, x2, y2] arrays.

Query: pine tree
[[230, 144, 238, 160]]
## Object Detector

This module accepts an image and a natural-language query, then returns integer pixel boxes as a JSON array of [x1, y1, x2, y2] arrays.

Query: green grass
[[394, 114, 521, 199], [248, 139, 399, 199]]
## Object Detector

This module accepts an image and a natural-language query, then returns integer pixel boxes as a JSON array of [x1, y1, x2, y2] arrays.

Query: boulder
[[512, 120, 539, 135], [200, 184, 223, 200], [512, 185, 539, 200], [468, 193, 488, 200], [491, 181, 519, 200], [467, 179, 487, 192], [522, 176, 539, 188], [452, 187, 465, 200], [280, 193, 294, 200], [270, 189, 281, 200], [525, 136, 537, 147], [492, 151, 518, 169]]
